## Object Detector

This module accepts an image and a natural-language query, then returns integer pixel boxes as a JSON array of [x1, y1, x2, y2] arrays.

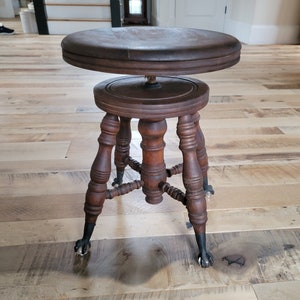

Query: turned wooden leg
[[177, 114, 213, 267], [113, 117, 132, 186], [193, 112, 214, 195], [138, 119, 167, 204], [74, 113, 119, 256]]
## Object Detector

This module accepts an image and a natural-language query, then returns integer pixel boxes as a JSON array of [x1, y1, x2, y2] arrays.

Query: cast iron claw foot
[[204, 185, 215, 198], [74, 222, 95, 256], [203, 177, 215, 197], [74, 239, 91, 256], [198, 251, 214, 268], [112, 171, 124, 186], [195, 232, 213, 268]]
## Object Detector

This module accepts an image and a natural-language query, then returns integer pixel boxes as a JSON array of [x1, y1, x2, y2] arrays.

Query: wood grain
[[0, 230, 298, 299], [0, 18, 299, 299]]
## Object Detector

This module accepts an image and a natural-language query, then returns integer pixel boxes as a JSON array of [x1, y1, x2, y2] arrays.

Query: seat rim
[[94, 76, 209, 119]]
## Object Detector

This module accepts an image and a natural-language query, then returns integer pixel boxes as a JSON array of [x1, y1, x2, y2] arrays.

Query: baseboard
[[249, 25, 300, 45]]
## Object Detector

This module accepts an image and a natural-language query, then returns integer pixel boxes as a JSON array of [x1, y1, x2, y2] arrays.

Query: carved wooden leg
[[74, 113, 120, 256], [113, 117, 132, 186], [138, 119, 167, 204], [193, 112, 214, 195], [177, 114, 213, 267]]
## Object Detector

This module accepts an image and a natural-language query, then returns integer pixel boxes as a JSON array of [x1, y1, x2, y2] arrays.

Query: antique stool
[[61, 27, 241, 267]]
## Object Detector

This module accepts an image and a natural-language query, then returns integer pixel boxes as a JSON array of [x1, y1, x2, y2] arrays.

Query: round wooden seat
[[61, 27, 241, 75], [94, 76, 209, 119]]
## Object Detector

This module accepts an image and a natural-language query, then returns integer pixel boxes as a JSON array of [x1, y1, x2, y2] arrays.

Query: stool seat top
[[62, 27, 241, 75]]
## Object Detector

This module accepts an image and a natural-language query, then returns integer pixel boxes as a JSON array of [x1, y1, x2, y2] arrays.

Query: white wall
[[250, 0, 300, 44], [152, 0, 300, 44], [225, 0, 300, 44], [151, 0, 176, 27], [0, 0, 15, 18], [223, 0, 256, 44]]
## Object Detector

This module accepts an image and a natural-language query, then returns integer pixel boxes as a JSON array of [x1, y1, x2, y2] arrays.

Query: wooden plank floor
[[0, 18, 299, 299]]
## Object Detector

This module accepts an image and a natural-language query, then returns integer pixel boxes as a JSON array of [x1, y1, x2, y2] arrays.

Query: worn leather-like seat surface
[[61, 27, 241, 75]]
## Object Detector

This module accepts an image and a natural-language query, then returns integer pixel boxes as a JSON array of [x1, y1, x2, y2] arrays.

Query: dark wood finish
[[84, 113, 120, 224], [62, 27, 241, 75], [61, 27, 241, 266], [94, 76, 209, 119], [138, 118, 167, 204], [113, 117, 132, 185]]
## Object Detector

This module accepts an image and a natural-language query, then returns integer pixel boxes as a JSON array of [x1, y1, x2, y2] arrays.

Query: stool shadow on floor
[[1, 230, 297, 289], [72, 235, 194, 285]]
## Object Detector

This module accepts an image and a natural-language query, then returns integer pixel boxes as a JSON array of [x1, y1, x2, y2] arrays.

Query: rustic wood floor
[[0, 18, 299, 299]]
